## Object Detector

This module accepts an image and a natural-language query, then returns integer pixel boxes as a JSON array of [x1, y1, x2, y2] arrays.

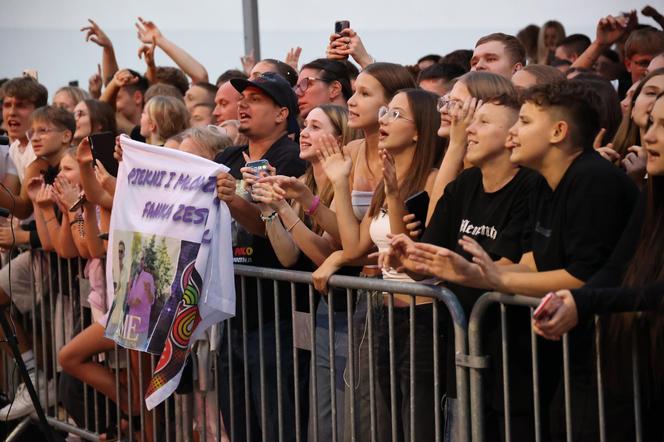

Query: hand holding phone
[[533, 292, 563, 321], [404, 191, 429, 231], [334, 20, 350, 34], [89, 132, 119, 177]]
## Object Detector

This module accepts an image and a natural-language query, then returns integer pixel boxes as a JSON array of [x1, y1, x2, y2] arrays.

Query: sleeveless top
[[369, 210, 417, 283]]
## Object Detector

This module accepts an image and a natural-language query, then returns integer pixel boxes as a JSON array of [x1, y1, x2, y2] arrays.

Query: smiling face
[[632, 75, 664, 129], [377, 92, 417, 152], [471, 41, 518, 78], [212, 82, 241, 125], [437, 81, 471, 138], [643, 97, 664, 176], [73, 101, 92, 141], [299, 107, 338, 161], [2, 96, 36, 143], [57, 154, 80, 185], [507, 102, 556, 169], [346, 72, 387, 130], [465, 102, 516, 167]]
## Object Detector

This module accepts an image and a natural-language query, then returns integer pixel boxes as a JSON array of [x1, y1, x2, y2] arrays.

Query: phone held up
[[334, 20, 350, 34], [89, 131, 120, 177], [404, 191, 430, 232]]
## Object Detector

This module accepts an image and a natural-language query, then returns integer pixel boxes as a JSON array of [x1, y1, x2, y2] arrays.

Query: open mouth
[[379, 128, 388, 139], [238, 111, 251, 121]]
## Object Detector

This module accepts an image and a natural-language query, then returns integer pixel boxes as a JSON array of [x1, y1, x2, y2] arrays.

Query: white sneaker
[[0, 370, 56, 421]]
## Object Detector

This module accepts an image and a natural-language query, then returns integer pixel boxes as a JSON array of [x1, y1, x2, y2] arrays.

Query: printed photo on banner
[[105, 230, 181, 352]]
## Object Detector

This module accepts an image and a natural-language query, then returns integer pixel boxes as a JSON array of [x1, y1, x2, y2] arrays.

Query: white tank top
[[369, 210, 416, 283]]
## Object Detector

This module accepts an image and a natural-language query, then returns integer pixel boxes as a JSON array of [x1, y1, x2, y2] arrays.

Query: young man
[[554, 34, 591, 63], [624, 28, 664, 83], [0, 105, 75, 420], [212, 81, 242, 125], [214, 72, 306, 442], [410, 81, 637, 440], [184, 81, 217, 112], [417, 63, 466, 96], [100, 69, 149, 137], [471, 33, 526, 78]]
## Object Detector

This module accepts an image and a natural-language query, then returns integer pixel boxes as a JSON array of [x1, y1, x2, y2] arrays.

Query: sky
[[0, 0, 656, 94]]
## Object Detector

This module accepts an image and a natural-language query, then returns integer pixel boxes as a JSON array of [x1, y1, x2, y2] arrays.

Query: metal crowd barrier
[[467, 291, 647, 442], [1, 253, 471, 442]]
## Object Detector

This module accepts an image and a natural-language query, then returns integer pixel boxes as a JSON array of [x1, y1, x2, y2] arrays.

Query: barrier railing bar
[[561, 334, 572, 442], [408, 295, 416, 442], [631, 324, 642, 442], [529, 307, 541, 442], [346, 288, 357, 442], [273, 279, 284, 442], [256, 277, 267, 442], [368, 291, 377, 442], [309, 284, 319, 442], [327, 288, 338, 442], [594, 316, 605, 442], [500, 303, 512, 442], [433, 300, 441, 442], [387, 294, 396, 442], [240, 276, 251, 442], [290, 282, 302, 442]]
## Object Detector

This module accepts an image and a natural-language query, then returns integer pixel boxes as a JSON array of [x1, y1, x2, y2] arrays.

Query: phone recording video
[[89, 132, 119, 177]]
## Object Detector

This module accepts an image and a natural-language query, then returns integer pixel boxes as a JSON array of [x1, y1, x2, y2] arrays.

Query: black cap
[[230, 72, 300, 135]]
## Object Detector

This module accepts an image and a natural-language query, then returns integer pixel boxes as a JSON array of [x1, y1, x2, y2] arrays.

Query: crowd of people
[[0, 6, 663, 441]]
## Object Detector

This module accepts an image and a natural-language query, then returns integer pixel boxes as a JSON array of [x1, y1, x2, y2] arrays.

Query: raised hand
[[26, 176, 44, 202], [113, 135, 124, 162], [450, 97, 481, 148], [284, 47, 302, 70], [81, 19, 113, 48], [112, 69, 139, 88], [595, 14, 630, 46], [135, 17, 163, 45], [326, 28, 373, 68], [53, 176, 81, 210], [380, 148, 399, 197], [89, 64, 103, 99], [317, 134, 352, 185], [77, 137, 94, 165], [94, 159, 117, 190], [35, 184, 55, 208], [138, 40, 157, 67], [241, 50, 256, 75], [622, 145, 647, 183]]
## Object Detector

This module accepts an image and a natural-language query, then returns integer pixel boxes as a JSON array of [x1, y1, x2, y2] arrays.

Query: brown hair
[[54, 86, 90, 106], [83, 99, 117, 135], [30, 105, 76, 143], [180, 126, 234, 159], [368, 89, 440, 217], [537, 20, 566, 64], [362, 63, 417, 102], [625, 28, 664, 59], [521, 64, 566, 86], [517, 24, 540, 63], [475, 33, 526, 67], [612, 68, 664, 156], [154, 66, 189, 95], [144, 96, 190, 143], [2, 77, 48, 107], [459, 71, 518, 101], [144, 83, 185, 103]]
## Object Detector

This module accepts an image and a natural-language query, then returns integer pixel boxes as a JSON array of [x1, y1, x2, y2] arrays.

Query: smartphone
[[22, 69, 38, 81], [68, 80, 79, 87], [533, 292, 563, 321], [89, 131, 119, 177], [246, 159, 270, 174], [334, 20, 350, 34], [404, 191, 430, 229]]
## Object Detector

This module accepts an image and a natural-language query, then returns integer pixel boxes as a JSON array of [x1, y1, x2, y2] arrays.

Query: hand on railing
[[532, 290, 578, 341], [406, 240, 478, 283], [312, 250, 344, 293]]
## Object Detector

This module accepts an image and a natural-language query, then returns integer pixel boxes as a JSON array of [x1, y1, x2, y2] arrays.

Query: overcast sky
[[0, 0, 656, 94]]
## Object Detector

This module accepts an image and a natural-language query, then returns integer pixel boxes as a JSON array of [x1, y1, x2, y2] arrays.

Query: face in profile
[[643, 97, 664, 176], [465, 103, 515, 167], [437, 81, 471, 138], [213, 82, 241, 125], [507, 102, 555, 169], [631, 75, 664, 129], [346, 72, 387, 130], [299, 107, 338, 161], [73, 101, 92, 141], [295, 68, 335, 119]]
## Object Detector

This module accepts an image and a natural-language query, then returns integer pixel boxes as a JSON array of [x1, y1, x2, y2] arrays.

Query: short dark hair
[[215, 69, 248, 87], [521, 64, 566, 86], [1, 77, 48, 107], [524, 81, 600, 150], [83, 99, 117, 135], [625, 28, 664, 59], [261, 59, 299, 87], [475, 33, 527, 66], [154, 67, 189, 95], [557, 34, 591, 58], [144, 83, 184, 103], [30, 105, 76, 138], [190, 82, 218, 103], [301, 58, 353, 101], [571, 76, 621, 145], [342, 60, 360, 79], [417, 54, 442, 65], [417, 63, 466, 84], [442, 49, 473, 72]]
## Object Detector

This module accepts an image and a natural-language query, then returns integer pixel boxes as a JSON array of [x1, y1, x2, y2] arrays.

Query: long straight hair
[[367, 89, 441, 218]]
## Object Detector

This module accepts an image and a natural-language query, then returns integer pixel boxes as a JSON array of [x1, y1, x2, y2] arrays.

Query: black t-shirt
[[422, 167, 540, 314], [528, 149, 638, 279], [215, 135, 307, 329]]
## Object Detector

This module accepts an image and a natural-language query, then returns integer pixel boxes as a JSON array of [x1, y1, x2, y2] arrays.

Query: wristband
[[306, 196, 321, 216], [260, 211, 278, 222]]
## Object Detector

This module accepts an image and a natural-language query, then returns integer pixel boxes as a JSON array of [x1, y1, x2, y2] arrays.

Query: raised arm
[[81, 19, 119, 86], [76, 138, 114, 210], [135, 17, 209, 83], [571, 13, 634, 70]]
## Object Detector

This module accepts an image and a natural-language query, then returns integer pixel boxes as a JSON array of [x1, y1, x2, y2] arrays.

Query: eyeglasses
[[436, 95, 462, 113], [26, 127, 65, 139], [294, 77, 325, 95], [378, 106, 414, 123]]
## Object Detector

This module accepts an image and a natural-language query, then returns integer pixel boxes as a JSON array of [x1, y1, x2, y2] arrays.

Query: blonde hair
[[537, 21, 566, 65], [180, 127, 234, 160], [54, 86, 90, 106], [144, 96, 190, 144]]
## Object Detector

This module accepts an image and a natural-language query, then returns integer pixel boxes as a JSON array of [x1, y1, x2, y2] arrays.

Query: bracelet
[[286, 218, 302, 232], [260, 211, 278, 222], [306, 196, 321, 216]]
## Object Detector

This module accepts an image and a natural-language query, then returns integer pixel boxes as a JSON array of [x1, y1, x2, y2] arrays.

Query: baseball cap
[[230, 72, 300, 136]]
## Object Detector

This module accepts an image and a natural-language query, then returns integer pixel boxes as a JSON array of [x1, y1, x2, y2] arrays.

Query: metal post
[[241, 0, 261, 60]]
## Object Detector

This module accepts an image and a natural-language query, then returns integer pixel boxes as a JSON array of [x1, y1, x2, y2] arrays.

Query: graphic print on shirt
[[458, 219, 498, 240]]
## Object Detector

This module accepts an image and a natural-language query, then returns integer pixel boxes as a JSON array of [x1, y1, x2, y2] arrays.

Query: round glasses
[[294, 77, 325, 95], [378, 106, 414, 123]]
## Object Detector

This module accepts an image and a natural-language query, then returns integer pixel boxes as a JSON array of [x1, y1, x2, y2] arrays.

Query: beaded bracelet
[[260, 211, 278, 222]]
